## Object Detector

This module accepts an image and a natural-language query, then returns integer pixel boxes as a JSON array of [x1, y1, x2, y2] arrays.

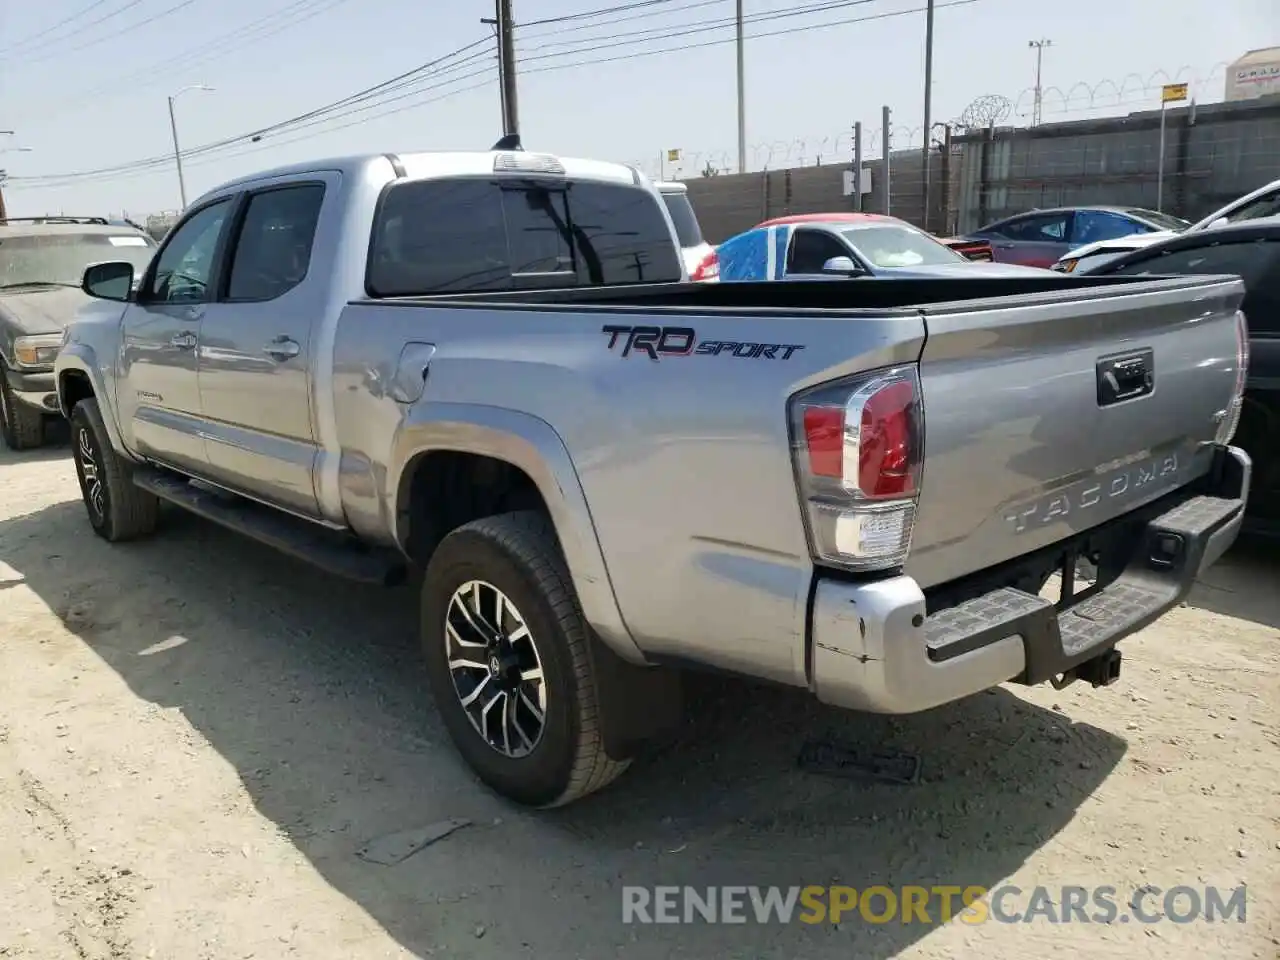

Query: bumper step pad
[[923, 493, 1243, 685]]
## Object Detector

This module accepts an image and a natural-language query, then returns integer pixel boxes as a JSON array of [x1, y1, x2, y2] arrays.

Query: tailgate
[[906, 276, 1245, 589]]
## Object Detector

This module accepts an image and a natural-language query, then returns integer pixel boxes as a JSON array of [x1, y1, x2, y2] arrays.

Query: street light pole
[[167, 85, 213, 209], [1028, 38, 1052, 127]]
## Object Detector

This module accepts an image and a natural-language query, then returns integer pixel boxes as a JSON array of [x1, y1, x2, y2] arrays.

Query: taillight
[[1216, 309, 1250, 444], [690, 250, 719, 282], [789, 366, 923, 572]]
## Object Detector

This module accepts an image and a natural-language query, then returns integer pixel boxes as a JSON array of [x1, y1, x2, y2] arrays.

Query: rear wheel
[[70, 398, 159, 541], [421, 511, 629, 807], [0, 368, 47, 450]]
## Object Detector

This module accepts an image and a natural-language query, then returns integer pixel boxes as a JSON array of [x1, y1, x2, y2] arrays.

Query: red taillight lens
[[858, 380, 916, 498], [691, 250, 719, 282], [790, 368, 923, 572], [803, 407, 844, 477]]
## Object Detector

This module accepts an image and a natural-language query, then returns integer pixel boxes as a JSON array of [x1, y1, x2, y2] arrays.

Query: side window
[[368, 180, 509, 296], [787, 229, 850, 273], [1223, 189, 1280, 225], [1072, 211, 1145, 245], [1001, 213, 1071, 242], [227, 184, 325, 302], [147, 200, 232, 304]]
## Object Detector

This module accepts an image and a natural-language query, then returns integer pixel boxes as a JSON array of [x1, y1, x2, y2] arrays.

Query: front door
[[785, 227, 859, 279], [195, 181, 328, 518], [118, 198, 234, 474]]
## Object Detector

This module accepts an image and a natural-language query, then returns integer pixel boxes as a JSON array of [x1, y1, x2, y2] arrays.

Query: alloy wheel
[[77, 426, 105, 521], [445, 579, 547, 758]]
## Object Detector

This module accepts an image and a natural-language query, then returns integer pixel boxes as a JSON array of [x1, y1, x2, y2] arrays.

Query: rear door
[[906, 277, 1245, 589], [195, 178, 330, 517], [986, 211, 1074, 267]]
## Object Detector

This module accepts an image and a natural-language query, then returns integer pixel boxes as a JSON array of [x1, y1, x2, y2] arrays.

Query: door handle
[[169, 332, 197, 350], [263, 336, 301, 361]]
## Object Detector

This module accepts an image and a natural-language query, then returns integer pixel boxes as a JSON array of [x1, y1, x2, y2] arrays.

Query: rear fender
[[389, 401, 645, 664]]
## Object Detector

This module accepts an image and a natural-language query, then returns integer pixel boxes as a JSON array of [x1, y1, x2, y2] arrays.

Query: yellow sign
[[667, 149, 681, 162], [1161, 82, 1189, 103]]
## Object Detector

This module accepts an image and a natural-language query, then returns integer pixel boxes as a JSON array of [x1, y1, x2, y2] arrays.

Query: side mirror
[[822, 256, 859, 275], [81, 261, 135, 302], [1207, 217, 1230, 230]]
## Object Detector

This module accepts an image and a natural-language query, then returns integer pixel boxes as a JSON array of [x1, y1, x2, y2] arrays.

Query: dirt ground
[[0, 437, 1277, 960]]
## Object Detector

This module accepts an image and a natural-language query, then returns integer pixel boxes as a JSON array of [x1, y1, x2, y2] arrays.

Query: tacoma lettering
[[1004, 454, 1180, 533]]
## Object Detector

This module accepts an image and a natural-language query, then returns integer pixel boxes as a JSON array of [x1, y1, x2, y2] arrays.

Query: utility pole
[[1029, 38, 1052, 127], [0, 131, 24, 221], [735, 0, 746, 173], [166, 85, 213, 209], [497, 0, 519, 138], [921, 0, 935, 231]]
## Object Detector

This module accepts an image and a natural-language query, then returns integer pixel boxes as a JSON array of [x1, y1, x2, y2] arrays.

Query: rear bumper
[[810, 444, 1250, 714], [4, 366, 57, 413]]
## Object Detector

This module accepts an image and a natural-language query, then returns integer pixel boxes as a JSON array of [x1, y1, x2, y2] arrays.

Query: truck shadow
[[0, 500, 1128, 959], [1183, 535, 1280, 630]]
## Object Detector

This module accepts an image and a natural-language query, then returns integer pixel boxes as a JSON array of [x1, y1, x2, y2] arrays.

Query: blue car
[[718, 215, 1051, 281]]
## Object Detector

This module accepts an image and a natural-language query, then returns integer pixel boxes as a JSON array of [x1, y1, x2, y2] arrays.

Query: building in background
[[1226, 47, 1280, 102], [145, 211, 180, 240]]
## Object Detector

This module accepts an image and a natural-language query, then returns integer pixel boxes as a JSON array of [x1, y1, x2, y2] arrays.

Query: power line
[[0, 0, 113, 54], [33, 0, 357, 118], [0, 0, 148, 58], [19, 0, 211, 66], [517, 0, 908, 59], [516, 0, 723, 37], [11, 39, 494, 184], [12, 0, 976, 187], [519, 0, 685, 29], [14, 72, 499, 189]]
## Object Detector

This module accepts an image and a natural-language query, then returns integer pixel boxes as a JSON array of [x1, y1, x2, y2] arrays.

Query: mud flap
[[589, 633, 683, 761]]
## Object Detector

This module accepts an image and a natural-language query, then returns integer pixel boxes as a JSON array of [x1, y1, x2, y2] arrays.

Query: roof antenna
[[491, 133, 522, 151]]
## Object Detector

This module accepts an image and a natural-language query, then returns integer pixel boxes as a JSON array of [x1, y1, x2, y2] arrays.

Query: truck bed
[[339, 272, 1245, 686]]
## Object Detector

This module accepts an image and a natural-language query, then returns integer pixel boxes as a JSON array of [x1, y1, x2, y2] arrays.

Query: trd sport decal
[[602, 324, 805, 361]]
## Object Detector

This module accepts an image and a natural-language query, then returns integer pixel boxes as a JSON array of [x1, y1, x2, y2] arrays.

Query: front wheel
[[421, 511, 629, 807], [70, 398, 159, 541], [0, 368, 47, 450]]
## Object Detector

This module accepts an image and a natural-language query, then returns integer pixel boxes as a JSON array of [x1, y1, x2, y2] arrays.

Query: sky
[[0, 0, 1276, 217]]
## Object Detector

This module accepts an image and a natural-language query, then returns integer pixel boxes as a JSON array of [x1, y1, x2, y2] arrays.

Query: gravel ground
[[0, 437, 1277, 960]]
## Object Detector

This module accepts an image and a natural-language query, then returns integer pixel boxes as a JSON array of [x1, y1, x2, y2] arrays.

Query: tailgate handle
[[1097, 350, 1154, 406]]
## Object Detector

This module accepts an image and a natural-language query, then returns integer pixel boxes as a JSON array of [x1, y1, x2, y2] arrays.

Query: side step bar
[[132, 468, 405, 586]]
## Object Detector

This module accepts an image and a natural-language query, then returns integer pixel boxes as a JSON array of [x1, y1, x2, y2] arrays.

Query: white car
[[655, 181, 718, 281], [1053, 177, 1280, 274]]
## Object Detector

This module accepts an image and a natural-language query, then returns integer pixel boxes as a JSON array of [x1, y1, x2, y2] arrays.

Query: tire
[[421, 511, 629, 807], [70, 398, 159, 542], [0, 367, 47, 450]]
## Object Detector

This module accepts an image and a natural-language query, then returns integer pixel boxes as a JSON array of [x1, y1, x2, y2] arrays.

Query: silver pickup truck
[[55, 146, 1252, 808]]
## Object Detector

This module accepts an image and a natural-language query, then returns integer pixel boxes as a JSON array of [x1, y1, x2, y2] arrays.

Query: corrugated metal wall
[[681, 97, 1280, 241]]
